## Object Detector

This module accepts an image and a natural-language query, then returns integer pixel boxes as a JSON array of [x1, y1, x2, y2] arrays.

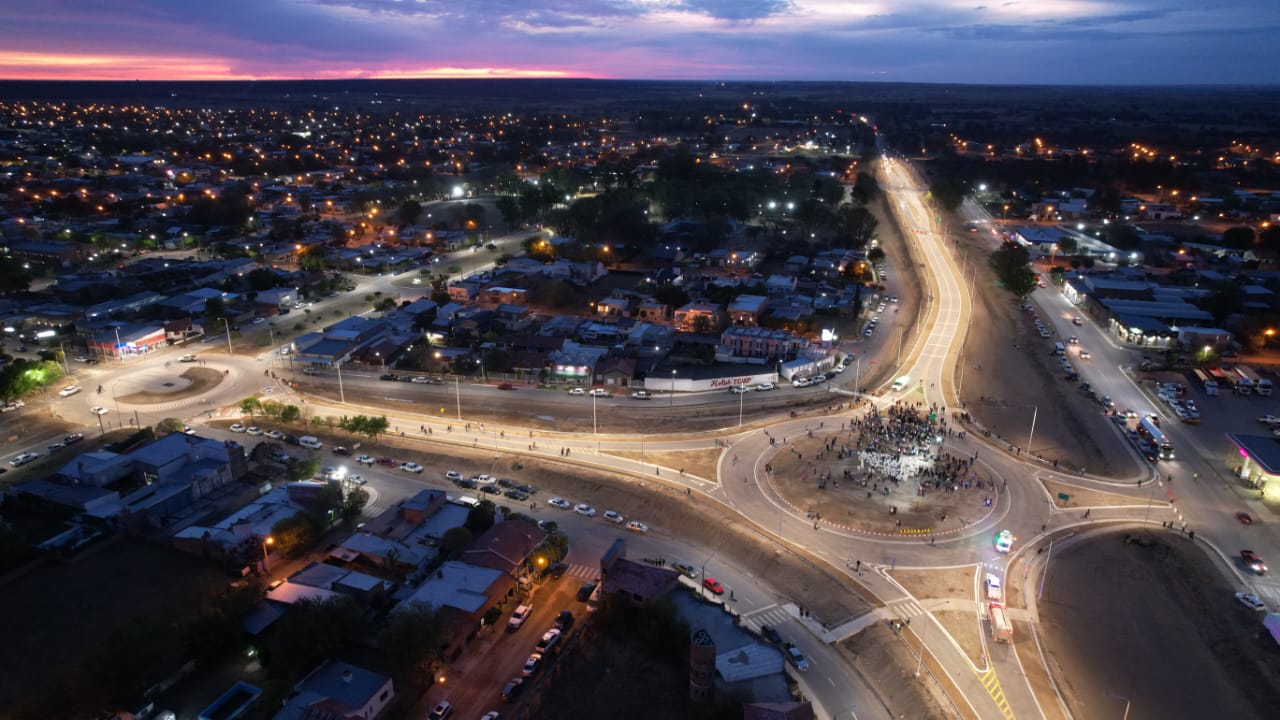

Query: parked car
[[549, 497, 571, 509], [625, 520, 649, 534], [1237, 512, 1254, 525], [568, 387, 586, 396], [229, 423, 246, 433], [603, 510, 624, 524], [245, 426, 262, 436], [400, 462, 424, 473], [630, 390, 652, 399], [508, 604, 532, 630], [446, 470, 464, 481], [1236, 592, 1266, 611], [555, 610, 575, 630], [588, 388, 610, 397], [784, 643, 810, 671], [332, 445, 351, 455], [575, 583, 597, 602], [702, 577, 725, 595], [673, 562, 699, 579], [754, 382, 776, 391], [356, 454, 376, 466], [521, 652, 543, 677], [63, 432, 84, 445], [89, 406, 109, 415], [573, 503, 597, 517], [428, 701, 453, 720], [760, 625, 782, 644], [57, 385, 82, 397], [729, 385, 749, 394], [500, 678, 523, 702], [536, 627, 562, 652]]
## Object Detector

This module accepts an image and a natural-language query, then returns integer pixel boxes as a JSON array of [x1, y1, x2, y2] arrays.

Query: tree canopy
[[988, 241, 1038, 298]]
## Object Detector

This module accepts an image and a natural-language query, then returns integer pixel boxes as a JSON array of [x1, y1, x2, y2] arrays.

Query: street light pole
[[335, 361, 346, 404], [592, 392, 598, 435], [221, 318, 233, 356], [738, 385, 744, 427], [1107, 692, 1131, 720], [454, 376, 462, 421], [262, 536, 274, 574], [1027, 405, 1038, 456], [1038, 538, 1054, 599], [669, 369, 677, 409]]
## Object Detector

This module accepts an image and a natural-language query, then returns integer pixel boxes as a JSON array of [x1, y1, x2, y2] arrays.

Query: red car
[[703, 577, 725, 595], [1237, 512, 1254, 525], [497, 382, 515, 390], [377, 456, 397, 467]]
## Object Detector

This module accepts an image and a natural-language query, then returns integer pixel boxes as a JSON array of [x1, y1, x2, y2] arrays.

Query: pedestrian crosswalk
[[740, 603, 796, 634], [1252, 582, 1280, 607], [558, 562, 599, 580], [885, 597, 926, 620]]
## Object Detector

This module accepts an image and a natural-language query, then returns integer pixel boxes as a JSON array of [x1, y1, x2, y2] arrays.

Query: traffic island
[[115, 367, 226, 404]]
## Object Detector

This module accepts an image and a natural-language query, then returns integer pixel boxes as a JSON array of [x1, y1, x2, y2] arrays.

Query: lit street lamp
[[262, 535, 274, 573], [669, 369, 677, 409]]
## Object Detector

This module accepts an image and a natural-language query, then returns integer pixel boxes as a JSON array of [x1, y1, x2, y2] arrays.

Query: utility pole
[[335, 361, 346, 404], [1027, 405, 1038, 455]]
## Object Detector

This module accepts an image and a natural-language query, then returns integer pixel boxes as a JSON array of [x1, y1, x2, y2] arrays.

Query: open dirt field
[[839, 622, 956, 720], [950, 230, 1134, 479], [0, 538, 226, 714], [889, 566, 976, 601], [1040, 478, 1155, 509], [117, 367, 226, 404], [608, 448, 721, 484], [934, 609, 985, 665], [1038, 528, 1280, 720]]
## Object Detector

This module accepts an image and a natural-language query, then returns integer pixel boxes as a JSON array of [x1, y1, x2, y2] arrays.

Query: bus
[[1137, 416, 1175, 460]]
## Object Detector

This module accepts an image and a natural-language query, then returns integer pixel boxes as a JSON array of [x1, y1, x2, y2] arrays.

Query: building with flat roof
[[274, 660, 394, 720]]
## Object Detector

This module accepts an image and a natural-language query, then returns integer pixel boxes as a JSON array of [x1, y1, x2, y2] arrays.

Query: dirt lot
[[1038, 528, 1280, 720], [934, 609, 985, 665], [889, 566, 976, 601], [1040, 478, 1154, 509], [770, 432, 994, 535], [0, 538, 227, 715], [117, 366, 225, 404], [951, 231, 1133, 478], [609, 449, 722, 484], [839, 622, 955, 720]]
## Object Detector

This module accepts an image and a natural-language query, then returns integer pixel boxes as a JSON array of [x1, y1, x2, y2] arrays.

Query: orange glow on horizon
[[0, 51, 588, 81]]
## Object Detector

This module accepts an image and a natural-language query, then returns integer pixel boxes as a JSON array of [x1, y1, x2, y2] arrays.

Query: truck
[[1237, 365, 1271, 396], [1226, 366, 1253, 395], [1193, 368, 1219, 396], [989, 602, 1013, 643]]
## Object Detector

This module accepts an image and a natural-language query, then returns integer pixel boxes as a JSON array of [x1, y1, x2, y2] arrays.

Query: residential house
[[764, 275, 798, 298], [635, 297, 671, 324], [727, 295, 769, 327], [716, 327, 809, 364], [397, 560, 514, 660], [674, 300, 725, 333], [593, 356, 636, 388], [274, 661, 395, 720]]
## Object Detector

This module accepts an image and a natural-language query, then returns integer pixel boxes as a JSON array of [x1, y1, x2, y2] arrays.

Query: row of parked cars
[[445, 470, 538, 501]]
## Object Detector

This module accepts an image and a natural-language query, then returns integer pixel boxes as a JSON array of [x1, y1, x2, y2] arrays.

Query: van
[[298, 436, 322, 449], [1053, 342, 1065, 356], [891, 376, 910, 392]]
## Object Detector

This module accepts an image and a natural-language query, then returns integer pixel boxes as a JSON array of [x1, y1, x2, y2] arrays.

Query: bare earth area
[[607, 449, 721, 484], [839, 623, 955, 720], [933, 609, 985, 666], [889, 566, 976, 601], [117, 367, 225, 404], [951, 230, 1134, 479], [1040, 478, 1155, 509], [1038, 528, 1280, 720]]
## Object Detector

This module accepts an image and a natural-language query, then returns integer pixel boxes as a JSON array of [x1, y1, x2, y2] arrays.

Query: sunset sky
[[0, 0, 1275, 84]]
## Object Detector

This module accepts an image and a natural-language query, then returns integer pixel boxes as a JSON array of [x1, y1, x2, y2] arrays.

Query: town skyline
[[1, 0, 1277, 85]]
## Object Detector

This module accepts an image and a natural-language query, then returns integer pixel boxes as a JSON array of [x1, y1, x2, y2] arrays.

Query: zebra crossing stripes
[[740, 605, 795, 634], [885, 597, 926, 620], [1252, 582, 1280, 607], [559, 562, 599, 580], [979, 667, 1016, 719]]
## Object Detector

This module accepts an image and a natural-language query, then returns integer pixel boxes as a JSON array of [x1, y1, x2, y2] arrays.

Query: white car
[[57, 385, 82, 397], [445, 470, 464, 481], [1257, 415, 1280, 425], [265, 429, 284, 439], [630, 390, 651, 399], [1236, 592, 1266, 611], [792, 378, 812, 388], [245, 426, 262, 436], [549, 497, 571, 509], [603, 510, 624, 524], [568, 387, 586, 396], [229, 423, 246, 433], [625, 520, 649, 534], [400, 462, 424, 474], [89, 406, 109, 415], [508, 604, 533, 630], [356, 454, 375, 465], [10, 452, 40, 467], [729, 385, 749, 394], [995, 529, 1015, 553], [588, 388, 610, 397], [754, 382, 776, 391], [573, 503, 597, 517], [410, 376, 431, 384]]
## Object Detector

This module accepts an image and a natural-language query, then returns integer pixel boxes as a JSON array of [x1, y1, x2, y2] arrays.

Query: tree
[[270, 597, 367, 679], [0, 255, 32, 295], [1055, 236, 1077, 257], [466, 499, 497, 535], [287, 457, 320, 481], [398, 200, 423, 227], [280, 404, 301, 423], [382, 602, 444, 676], [852, 171, 881, 204], [270, 512, 323, 557], [1198, 281, 1245, 325], [1221, 226, 1256, 250], [340, 488, 369, 525], [439, 526, 473, 559], [866, 247, 886, 265], [929, 177, 966, 213], [204, 296, 225, 320], [155, 417, 185, 435], [837, 203, 878, 247], [297, 245, 328, 271], [239, 396, 261, 418], [247, 267, 279, 292], [988, 241, 1037, 298]]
